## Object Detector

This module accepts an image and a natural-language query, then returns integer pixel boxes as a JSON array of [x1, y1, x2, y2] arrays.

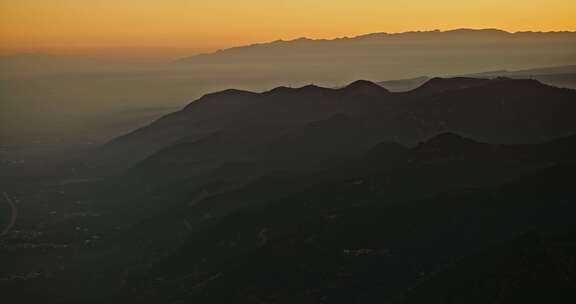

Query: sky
[[1, 0, 575, 59]]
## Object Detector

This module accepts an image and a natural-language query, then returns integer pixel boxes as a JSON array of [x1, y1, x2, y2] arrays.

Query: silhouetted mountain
[[176, 29, 576, 81], [408, 77, 491, 95], [411, 132, 490, 159], [405, 78, 576, 143], [178, 29, 576, 64], [170, 131, 576, 223], [101, 77, 576, 172], [466, 64, 576, 78], [377, 65, 576, 93], [463, 65, 576, 89], [88, 78, 576, 229], [13, 75, 574, 304], [378, 76, 430, 92], [341, 80, 391, 96]]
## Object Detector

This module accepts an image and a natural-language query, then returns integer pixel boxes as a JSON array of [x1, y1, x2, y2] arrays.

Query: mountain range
[[3, 29, 575, 146], [111, 131, 576, 303], [102, 77, 576, 174], [177, 29, 576, 80], [4, 72, 576, 303], [378, 65, 576, 92]]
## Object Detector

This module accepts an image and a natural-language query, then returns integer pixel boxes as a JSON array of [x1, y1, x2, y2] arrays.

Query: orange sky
[[1, 0, 575, 59]]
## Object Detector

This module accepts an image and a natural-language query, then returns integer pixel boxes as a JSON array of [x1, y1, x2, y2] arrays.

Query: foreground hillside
[[2, 77, 576, 303]]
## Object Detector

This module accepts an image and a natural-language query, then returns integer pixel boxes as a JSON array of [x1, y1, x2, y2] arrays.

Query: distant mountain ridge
[[176, 29, 576, 81], [179, 29, 576, 62], [465, 64, 576, 77], [377, 65, 576, 92]]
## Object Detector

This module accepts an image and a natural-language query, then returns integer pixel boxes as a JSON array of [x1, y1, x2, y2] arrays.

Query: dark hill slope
[[403, 231, 576, 304], [102, 78, 576, 170], [142, 160, 576, 303]]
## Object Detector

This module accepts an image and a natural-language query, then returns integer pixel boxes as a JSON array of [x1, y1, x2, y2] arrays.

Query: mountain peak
[[300, 84, 330, 93], [443, 28, 511, 35], [345, 80, 385, 89], [411, 77, 491, 94], [182, 88, 258, 111], [265, 86, 294, 95], [341, 80, 390, 95], [413, 133, 489, 160], [204, 88, 255, 98], [423, 132, 482, 146], [486, 77, 545, 87]]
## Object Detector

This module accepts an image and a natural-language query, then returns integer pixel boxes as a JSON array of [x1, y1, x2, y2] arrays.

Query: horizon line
[[2, 27, 575, 60]]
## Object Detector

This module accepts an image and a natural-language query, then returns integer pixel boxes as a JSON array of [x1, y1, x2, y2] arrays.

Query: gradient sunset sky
[[1, 0, 575, 58]]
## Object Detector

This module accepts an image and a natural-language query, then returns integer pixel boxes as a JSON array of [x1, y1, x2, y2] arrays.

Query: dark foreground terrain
[[1, 77, 576, 303]]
